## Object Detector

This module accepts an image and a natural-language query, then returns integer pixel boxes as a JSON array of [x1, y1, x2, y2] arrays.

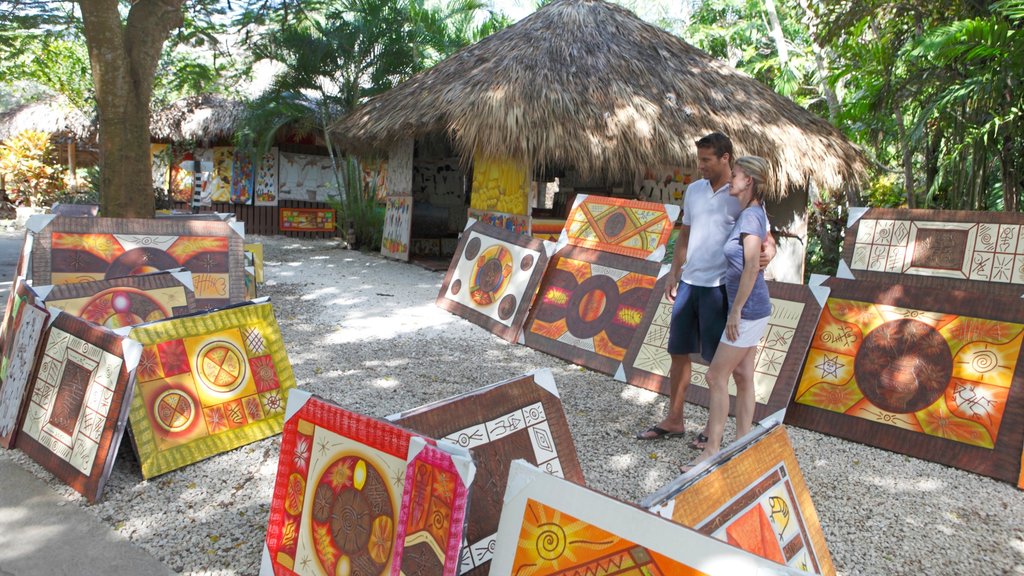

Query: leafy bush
[[805, 188, 847, 280], [327, 157, 385, 251], [0, 129, 67, 206]]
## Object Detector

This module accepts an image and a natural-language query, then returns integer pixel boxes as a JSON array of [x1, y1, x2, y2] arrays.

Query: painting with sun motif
[[261, 391, 473, 576], [436, 220, 551, 342], [35, 269, 196, 328], [785, 277, 1024, 485], [27, 215, 245, 310], [523, 246, 662, 376], [644, 424, 835, 575], [127, 300, 295, 478], [559, 194, 680, 261], [490, 461, 797, 576]]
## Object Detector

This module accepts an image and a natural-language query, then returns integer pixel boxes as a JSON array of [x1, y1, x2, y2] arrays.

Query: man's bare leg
[[637, 353, 691, 438]]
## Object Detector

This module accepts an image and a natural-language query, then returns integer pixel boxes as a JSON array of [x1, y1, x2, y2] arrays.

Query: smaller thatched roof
[[0, 96, 95, 143], [150, 94, 247, 143]]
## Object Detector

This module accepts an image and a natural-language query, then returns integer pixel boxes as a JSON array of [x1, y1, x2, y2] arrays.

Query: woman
[[683, 155, 772, 471]]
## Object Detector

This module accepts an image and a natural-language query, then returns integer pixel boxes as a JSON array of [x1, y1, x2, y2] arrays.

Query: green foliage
[[865, 173, 903, 208], [0, 130, 67, 207], [327, 157, 386, 250], [804, 188, 846, 280]]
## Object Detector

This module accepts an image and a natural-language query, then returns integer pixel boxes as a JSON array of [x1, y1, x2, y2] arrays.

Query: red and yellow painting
[[38, 271, 196, 328], [561, 194, 679, 260], [127, 301, 295, 478], [524, 247, 659, 375], [280, 207, 336, 233], [795, 297, 1022, 449], [511, 499, 708, 576]]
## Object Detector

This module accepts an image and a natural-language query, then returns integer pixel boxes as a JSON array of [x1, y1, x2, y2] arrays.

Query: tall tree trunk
[[895, 106, 916, 208], [797, 0, 839, 121], [1000, 133, 1019, 212], [79, 0, 185, 218], [924, 124, 942, 206], [764, 0, 789, 67]]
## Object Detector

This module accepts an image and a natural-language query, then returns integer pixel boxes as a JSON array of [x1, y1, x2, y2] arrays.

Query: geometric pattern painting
[[35, 269, 196, 328], [617, 279, 826, 421], [382, 195, 412, 262], [490, 461, 795, 576], [644, 424, 836, 575], [392, 438, 472, 576], [466, 208, 530, 236], [0, 278, 51, 449], [559, 194, 680, 261], [255, 148, 279, 207], [127, 300, 296, 479], [523, 246, 661, 376], [785, 277, 1024, 485], [15, 312, 140, 503], [279, 207, 336, 233], [436, 221, 551, 342], [840, 208, 1024, 296], [262, 391, 449, 576], [391, 370, 584, 576], [27, 215, 245, 310]]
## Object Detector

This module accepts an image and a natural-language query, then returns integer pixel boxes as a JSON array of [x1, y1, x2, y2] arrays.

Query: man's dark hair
[[695, 132, 734, 160]]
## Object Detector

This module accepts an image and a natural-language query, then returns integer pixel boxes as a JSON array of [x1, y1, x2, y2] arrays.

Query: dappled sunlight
[[607, 453, 636, 471], [369, 377, 400, 389], [619, 382, 663, 406], [324, 303, 457, 344], [300, 286, 341, 301], [862, 474, 945, 494]]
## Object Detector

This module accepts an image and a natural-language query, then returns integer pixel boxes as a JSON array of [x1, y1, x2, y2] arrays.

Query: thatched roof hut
[[0, 96, 95, 144], [335, 0, 867, 198], [150, 94, 247, 143]]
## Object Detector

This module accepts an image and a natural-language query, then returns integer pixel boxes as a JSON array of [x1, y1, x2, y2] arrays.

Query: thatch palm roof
[[0, 96, 95, 144], [150, 94, 247, 143], [335, 0, 867, 196]]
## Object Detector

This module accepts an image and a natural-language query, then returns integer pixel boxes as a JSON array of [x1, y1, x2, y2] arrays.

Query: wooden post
[[68, 141, 78, 191]]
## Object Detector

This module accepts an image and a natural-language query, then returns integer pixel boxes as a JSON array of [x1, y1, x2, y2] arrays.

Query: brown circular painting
[[854, 319, 952, 413]]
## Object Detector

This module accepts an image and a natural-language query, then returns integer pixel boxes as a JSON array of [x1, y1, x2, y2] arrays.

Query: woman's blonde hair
[[734, 156, 771, 204]]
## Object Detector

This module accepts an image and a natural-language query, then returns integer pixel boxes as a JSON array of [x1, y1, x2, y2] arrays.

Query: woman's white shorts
[[720, 315, 770, 348]]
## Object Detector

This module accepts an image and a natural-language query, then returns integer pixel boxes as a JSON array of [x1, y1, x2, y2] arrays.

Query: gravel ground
[[2, 234, 1024, 576]]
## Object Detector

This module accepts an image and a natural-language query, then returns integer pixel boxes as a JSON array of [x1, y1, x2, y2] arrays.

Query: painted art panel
[[644, 423, 835, 575], [390, 370, 584, 576], [635, 166, 693, 204], [150, 143, 171, 197], [470, 157, 528, 215], [466, 208, 530, 236], [279, 207, 336, 233], [246, 243, 265, 284], [36, 269, 196, 328], [491, 460, 798, 576], [127, 300, 296, 478], [170, 149, 195, 203], [530, 218, 564, 242], [360, 157, 388, 200], [436, 221, 550, 342], [28, 214, 246, 310], [382, 195, 412, 262], [785, 277, 1024, 484], [523, 246, 661, 376], [618, 280, 826, 421], [15, 312, 141, 502], [255, 148, 279, 206], [278, 152, 338, 203], [0, 278, 50, 449], [230, 149, 255, 204], [840, 208, 1024, 296], [560, 194, 681, 261], [385, 139, 413, 197], [209, 146, 234, 203], [195, 148, 214, 206]]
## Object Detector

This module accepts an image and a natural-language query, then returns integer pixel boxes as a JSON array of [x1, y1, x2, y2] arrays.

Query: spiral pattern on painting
[[535, 522, 567, 561], [970, 349, 999, 373]]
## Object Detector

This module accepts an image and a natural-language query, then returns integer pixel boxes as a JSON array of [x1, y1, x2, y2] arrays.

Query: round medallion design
[[854, 319, 953, 413], [154, 389, 195, 432], [196, 341, 248, 394]]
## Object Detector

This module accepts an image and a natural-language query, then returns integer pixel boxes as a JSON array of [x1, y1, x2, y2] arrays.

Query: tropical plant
[[327, 157, 386, 250], [0, 129, 66, 206]]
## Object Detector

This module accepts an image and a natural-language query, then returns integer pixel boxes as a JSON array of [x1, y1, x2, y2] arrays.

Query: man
[[637, 132, 774, 443]]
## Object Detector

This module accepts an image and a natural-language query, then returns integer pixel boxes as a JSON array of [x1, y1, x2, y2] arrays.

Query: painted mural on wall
[[278, 152, 339, 203], [386, 139, 414, 197]]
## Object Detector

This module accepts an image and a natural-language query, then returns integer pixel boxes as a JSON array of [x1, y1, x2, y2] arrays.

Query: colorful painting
[[280, 207, 336, 233], [382, 195, 413, 261], [531, 218, 564, 242], [246, 243, 265, 284], [150, 143, 171, 196], [785, 277, 1024, 484], [470, 156, 529, 215], [27, 214, 245, 310], [360, 157, 388, 201], [644, 424, 835, 575], [523, 246, 661, 376], [436, 221, 551, 343], [35, 269, 196, 328], [278, 152, 338, 203], [255, 148, 279, 206], [391, 370, 584, 576], [230, 149, 255, 204], [559, 194, 680, 261], [262, 391, 472, 576], [840, 208, 1024, 296], [618, 279, 827, 421], [208, 147, 233, 202], [467, 208, 530, 236], [0, 278, 50, 449], [16, 312, 141, 502], [195, 148, 214, 206], [490, 461, 797, 576], [127, 300, 296, 478], [391, 438, 472, 576], [386, 139, 413, 197], [170, 150, 195, 203], [635, 166, 693, 204]]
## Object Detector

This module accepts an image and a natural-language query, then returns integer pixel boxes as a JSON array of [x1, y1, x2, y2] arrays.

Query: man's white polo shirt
[[680, 178, 741, 288]]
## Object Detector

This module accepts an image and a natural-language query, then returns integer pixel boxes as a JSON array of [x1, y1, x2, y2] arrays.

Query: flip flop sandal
[[636, 426, 686, 440], [687, 432, 709, 450]]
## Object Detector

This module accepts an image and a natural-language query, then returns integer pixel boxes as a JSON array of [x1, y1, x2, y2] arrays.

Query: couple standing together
[[637, 132, 775, 472]]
